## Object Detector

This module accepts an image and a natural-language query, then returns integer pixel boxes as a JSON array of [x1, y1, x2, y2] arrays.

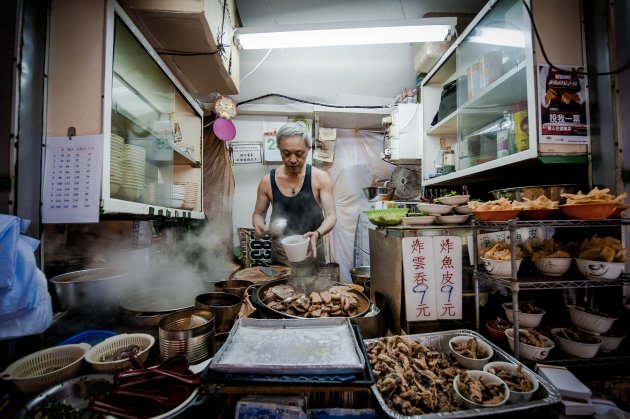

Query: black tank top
[[270, 164, 324, 235]]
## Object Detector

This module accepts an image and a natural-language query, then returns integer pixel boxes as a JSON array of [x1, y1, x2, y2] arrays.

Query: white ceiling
[[231, 0, 487, 108]]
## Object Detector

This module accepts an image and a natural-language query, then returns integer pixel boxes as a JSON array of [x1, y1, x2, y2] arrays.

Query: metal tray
[[205, 325, 374, 387], [365, 329, 561, 419], [209, 318, 366, 375]]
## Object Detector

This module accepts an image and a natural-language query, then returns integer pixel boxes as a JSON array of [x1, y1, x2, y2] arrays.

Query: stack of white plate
[[146, 183, 172, 207], [171, 184, 186, 209], [174, 182, 198, 210], [110, 134, 125, 196], [118, 144, 145, 201]]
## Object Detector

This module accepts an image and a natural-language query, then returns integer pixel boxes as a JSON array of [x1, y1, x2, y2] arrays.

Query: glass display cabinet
[[102, 3, 204, 219]]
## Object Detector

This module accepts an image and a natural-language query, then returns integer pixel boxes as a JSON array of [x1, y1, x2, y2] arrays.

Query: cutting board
[[230, 265, 292, 284]]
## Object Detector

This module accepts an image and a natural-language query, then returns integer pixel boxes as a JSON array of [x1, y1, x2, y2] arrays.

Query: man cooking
[[252, 122, 336, 265]]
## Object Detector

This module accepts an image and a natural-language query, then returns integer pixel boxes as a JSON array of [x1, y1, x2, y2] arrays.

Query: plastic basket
[[85, 333, 155, 373], [1, 343, 91, 393], [364, 208, 409, 226]]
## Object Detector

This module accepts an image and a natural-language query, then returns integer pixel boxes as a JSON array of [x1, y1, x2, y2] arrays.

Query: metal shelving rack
[[471, 218, 630, 358]]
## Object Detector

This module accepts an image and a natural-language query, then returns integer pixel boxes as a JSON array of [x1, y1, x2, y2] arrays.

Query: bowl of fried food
[[527, 238, 572, 276], [484, 361, 539, 402], [453, 370, 510, 408], [518, 196, 560, 220], [567, 305, 617, 334], [485, 318, 512, 344], [559, 187, 626, 219], [551, 327, 602, 358], [505, 328, 555, 361], [480, 242, 523, 278], [503, 301, 545, 328], [574, 235, 627, 279], [449, 336, 494, 370], [469, 198, 521, 221]]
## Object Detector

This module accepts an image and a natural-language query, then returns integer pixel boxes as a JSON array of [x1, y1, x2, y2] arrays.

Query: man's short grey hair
[[276, 122, 312, 148]]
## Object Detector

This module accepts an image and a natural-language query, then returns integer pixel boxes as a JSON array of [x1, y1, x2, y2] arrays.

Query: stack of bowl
[[146, 183, 171, 207], [171, 184, 186, 209], [174, 182, 198, 210], [119, 144, 145, 201], [110, 134, 125, 196]]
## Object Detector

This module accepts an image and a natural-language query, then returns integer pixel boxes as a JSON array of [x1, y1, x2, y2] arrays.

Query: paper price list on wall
[[43, 134, 103, 224]]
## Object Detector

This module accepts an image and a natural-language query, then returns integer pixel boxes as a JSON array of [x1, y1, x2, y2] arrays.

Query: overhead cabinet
[[421, 0, 587, 187], [47, 0, 204, 219]]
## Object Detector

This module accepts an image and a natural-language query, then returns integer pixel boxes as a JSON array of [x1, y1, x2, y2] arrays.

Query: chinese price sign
[[538, 63, 589, 144], [231, 143, 263, 165], [402, 236, 463, 321], [433, 236, 462, 320], [42, 134, 103, 224], [402, 236, 437, 321]]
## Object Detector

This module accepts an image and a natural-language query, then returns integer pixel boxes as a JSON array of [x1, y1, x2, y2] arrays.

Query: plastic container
[[281, 235, 310, 262], [56, 330, 117, 347]]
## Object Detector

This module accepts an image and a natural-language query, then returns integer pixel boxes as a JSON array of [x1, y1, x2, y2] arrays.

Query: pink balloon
[[213, 117, 236, 141]]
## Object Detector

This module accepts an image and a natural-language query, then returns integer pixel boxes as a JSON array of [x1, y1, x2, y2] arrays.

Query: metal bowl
[[362, 187, 394, 201], [18, 374, 113, 418], [214, 280, 254, 297], [489, 184, 579, 204]]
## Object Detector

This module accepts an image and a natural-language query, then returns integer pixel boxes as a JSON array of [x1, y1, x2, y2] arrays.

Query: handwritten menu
[[402, 236, 463, 322], [42, 135, 103, 224]]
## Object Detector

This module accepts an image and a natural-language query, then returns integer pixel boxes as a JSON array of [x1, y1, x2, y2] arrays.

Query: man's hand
[[253, 223, 268, 239], [304, 231, 319, 259], [561, 92, 580, 105], [544, 88, 557, 106]]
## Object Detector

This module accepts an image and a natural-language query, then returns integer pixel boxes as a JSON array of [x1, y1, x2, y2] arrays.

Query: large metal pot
[[254, 277, 370, 319], [49, 267, 131, 314]]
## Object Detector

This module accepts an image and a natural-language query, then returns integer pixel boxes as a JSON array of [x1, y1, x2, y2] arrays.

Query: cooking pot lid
[[120, 287, 196, 314]]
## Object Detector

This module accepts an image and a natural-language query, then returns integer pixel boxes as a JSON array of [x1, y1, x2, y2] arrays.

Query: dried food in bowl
[[85, 333, 155, 373], [505, 328, 555, 361], [534, 257, 572, 276], [503, 302, 545, 328], [600, 328, 626, 352], [485, 318, 511, 344], [575, 258, 625, 280], [567, 305, 617, 334], [551, 327, 602, 358], [453, 370, 509, 408], [483, 361, 539, 402], [1, 343, 91, 394], [448, 336, 493, 370]]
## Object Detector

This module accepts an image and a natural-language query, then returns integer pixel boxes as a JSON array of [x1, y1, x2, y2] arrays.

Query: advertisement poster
[[538, 64, 589, 144]]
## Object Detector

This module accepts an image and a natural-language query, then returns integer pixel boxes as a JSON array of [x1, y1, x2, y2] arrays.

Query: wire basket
[[85, 333, 155, 373], [1, 343, 91, 393], [364, 208, 409, 226]]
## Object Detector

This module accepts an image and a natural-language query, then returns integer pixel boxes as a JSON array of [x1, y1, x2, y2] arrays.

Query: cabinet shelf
[[473, 218, 630, 229], [475, 271, 629, 291], [426, 109, 458, 135], [102, 198, 204, 219]]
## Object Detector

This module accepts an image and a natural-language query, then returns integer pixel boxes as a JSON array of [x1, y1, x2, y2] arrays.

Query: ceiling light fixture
[[234, 18, 456, 50]]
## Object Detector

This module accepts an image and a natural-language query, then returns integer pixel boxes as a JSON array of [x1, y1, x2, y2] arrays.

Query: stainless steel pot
[[363, 187, 394, 201], [49, 267, 131, 314]]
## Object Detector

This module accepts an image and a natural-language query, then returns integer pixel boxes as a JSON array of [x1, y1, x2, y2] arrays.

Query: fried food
[[468, 198, 518, 211], [556, 328, 601, 344], [515, 301, 544, 314], [262, 284, 361, 317], [490, 317, 512, 332], [367, 336, 465, 415], [482, 242, 523, 260], [527, 239, 571, 260], [486, 364, 534, 393], [521, 195, 559, 209], [519, 329, 546, 347], [457, 371, 506, 405], [452, 337, 489, 360], [562, 187, 627, 205], [578, 235, 627, 262]]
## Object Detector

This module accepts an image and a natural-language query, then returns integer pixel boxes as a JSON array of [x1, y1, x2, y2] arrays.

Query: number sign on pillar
[[433, 236, 462, 320], [402, 236, 437, 321]]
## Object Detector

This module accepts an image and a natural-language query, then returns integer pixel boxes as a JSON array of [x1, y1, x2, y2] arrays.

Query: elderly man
[[252, 122, 336, 264]]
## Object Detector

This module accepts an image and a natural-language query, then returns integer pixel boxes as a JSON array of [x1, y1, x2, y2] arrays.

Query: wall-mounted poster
[[231, 143, 263, 165], [538, 64, 589, 144]]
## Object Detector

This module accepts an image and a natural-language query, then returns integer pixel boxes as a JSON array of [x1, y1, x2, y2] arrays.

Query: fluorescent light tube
[[235, 18, 456, 50]]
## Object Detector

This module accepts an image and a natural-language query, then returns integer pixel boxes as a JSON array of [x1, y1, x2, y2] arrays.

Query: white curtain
[[322, 129, 395, 283]]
